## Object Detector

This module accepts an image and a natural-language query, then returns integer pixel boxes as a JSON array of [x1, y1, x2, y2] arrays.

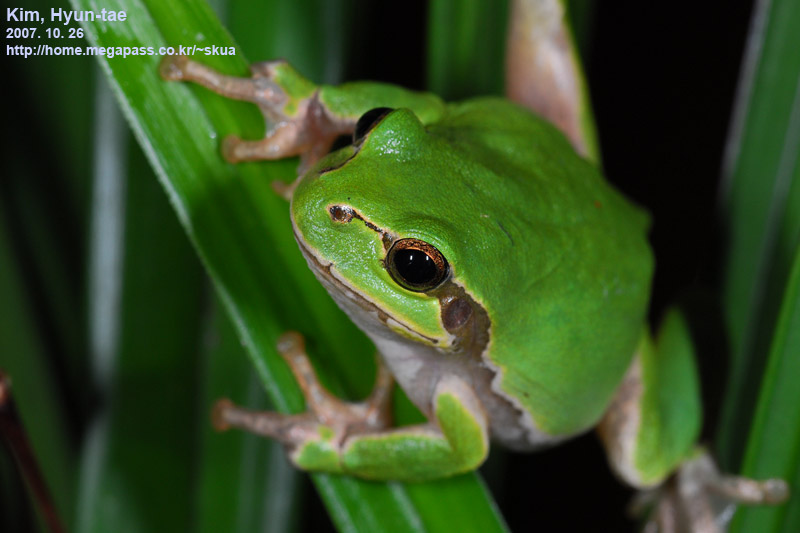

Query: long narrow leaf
[[77, 88, 208, 533], [70, 0, 507, 530], [0, 198, 76, 532], [731, 242, 800, 532], [717, 0, 800, 469], [196, 296, 301, 533]]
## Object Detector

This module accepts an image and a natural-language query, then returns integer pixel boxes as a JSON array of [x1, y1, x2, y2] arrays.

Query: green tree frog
[[160, 55, 787, 530]]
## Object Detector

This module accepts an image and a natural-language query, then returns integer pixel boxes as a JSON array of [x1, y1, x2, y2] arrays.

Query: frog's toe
[[249, 59, 288, 78], [639, 451, 788, 533], [211, 398, 234, 431], [211, 397, 323, 448], [158, 54, 190, 81], [709, 471, 788, 505], [273, 331, 394, 432]]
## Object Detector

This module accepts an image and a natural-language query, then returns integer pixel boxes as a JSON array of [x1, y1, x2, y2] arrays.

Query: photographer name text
[[7, 7, 127, 25]]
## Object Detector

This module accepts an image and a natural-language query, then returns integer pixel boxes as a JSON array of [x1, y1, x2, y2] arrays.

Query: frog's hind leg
[[598, 310, 788, 532]]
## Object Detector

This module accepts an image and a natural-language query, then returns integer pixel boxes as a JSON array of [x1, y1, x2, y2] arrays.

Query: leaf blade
[[70, 0, 508, 530]]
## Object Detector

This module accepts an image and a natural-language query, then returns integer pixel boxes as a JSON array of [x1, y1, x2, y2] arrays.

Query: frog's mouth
[[291, 226, 447, 347]]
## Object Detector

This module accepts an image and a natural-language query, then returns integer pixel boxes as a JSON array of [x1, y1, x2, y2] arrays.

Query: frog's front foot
[[159, 55, 348, 173], [636, 451, 788, 533], [212, 331, 490, 480], [212, 331, 394, 473]]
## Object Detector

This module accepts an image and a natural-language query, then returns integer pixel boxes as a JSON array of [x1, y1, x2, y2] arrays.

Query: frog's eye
[[353, 107, 394, 145], [386, 238, 448, 292]]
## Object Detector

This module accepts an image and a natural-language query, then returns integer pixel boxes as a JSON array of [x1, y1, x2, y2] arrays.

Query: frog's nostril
[[329, 205, 354, 223]]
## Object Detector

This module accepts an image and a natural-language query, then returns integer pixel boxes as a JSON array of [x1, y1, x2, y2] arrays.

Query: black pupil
[[393, 248, 437, 286]]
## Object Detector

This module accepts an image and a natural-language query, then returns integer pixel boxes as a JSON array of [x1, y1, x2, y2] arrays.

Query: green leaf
[[76, 88, 207, 533], [426, 0, 509, 100], [717, 0, 800, 530], [196, 296, 302, 533], [69, 0, 507, 530], [717, 0, 800, 471], [731, 243, 800, 532], [0, 186, 76, 533]]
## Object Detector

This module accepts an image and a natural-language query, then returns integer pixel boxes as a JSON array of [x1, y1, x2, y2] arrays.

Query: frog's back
[[430, 98, 654, 439]]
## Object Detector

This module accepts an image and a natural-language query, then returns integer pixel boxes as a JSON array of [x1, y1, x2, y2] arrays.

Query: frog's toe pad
[[159, 54, 189, 81], [211, 398, 234, 431]]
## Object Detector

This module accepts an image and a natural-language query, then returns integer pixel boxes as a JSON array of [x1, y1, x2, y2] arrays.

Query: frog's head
[[290, 108, 486, 351]]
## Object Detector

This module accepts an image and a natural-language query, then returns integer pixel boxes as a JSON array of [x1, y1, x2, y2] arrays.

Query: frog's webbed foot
[[159, 55, 350, 176], [634, 451, 789, 533], [213, 331, 393, 453]]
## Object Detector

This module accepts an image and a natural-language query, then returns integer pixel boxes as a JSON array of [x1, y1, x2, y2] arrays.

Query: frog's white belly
[[368, 325, 566, 450]]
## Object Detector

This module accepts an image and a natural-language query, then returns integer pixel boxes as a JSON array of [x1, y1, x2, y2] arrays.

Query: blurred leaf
[[716, 0, 800, 529], [717, 0, 800, 471], [567, 0, 597, 60], [76, 81, 207, 533], [731, 242, 800, 532], [0, 194, 76, 532], [195, 295, 301, 533], [426, 0, 509, 99], [227, 0, 352, 84], [1, 1, 86, 512], [3, 0, 94, 449]]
